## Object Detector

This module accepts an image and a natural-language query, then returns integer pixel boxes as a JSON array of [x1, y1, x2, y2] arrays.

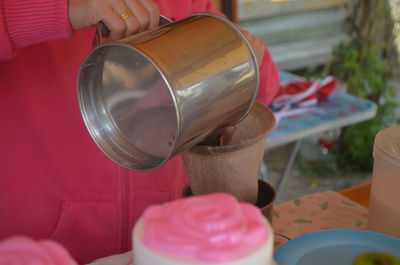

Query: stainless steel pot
[[78, 13, 259, 171]]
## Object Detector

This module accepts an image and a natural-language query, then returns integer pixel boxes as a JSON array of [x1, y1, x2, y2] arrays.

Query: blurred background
[[214, 0, 400, 203]]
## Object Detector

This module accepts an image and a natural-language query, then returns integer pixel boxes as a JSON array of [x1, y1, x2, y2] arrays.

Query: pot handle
[[93, 15, 172, 47]]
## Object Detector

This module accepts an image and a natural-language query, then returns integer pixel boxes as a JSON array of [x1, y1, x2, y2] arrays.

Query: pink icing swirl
[[0, 236, 75, 265], [142, 193, 269, 263]]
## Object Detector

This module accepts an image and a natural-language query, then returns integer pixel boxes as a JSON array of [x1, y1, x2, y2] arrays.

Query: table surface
[[266, 72, 377, 150], [273, 190, 369, 251], [339, 182, 371, 208]]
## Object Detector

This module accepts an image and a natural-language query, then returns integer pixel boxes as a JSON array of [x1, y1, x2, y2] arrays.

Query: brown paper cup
[[182, 102, 276, 204]]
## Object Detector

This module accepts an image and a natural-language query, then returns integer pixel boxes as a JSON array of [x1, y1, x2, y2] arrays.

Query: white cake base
[[133, 218, 274, 265]]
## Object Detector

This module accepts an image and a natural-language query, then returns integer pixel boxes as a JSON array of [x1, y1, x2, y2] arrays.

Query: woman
[[0, 0, 279, 263]]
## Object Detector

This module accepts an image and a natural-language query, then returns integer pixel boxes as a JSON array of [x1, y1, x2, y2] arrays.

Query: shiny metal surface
[[78, 13, 259, 171]]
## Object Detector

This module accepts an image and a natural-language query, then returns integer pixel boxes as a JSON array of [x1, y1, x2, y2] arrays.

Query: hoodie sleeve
[[0, 0, 74, 61], [256, 46, 280, 105]]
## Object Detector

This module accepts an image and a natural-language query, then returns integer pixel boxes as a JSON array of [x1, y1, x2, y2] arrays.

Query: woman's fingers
[[68, 0, 160, 41], [121, 0, 160, 34], [99, 4, 127, 41], [105, 0, 140, 37], [123, 0, 150, 33], [106, 0, 160, 37], [137, 0, 160, 29]]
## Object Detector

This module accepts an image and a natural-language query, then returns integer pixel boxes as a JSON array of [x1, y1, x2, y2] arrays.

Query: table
[[265, 72, 377, 192], [339, 182, 371, 208], [273, 190, 369, 252]]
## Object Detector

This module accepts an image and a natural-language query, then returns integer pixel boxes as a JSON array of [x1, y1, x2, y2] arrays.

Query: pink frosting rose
[[0, 236, 75, 265], [142, 193, 269, 263]]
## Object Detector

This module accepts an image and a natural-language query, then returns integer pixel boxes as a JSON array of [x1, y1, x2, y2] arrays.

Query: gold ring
[[120, 10, 133, 21]]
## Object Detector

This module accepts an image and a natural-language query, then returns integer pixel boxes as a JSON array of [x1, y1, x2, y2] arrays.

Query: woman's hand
[[68, 0, 160, 41], [240, 30, 265, 68]]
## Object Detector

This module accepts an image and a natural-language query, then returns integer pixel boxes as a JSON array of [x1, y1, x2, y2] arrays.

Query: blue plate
[[274, 229, 400, 265]]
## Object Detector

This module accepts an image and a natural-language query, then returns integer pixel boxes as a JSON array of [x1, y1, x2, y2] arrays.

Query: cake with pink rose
[[133, 193, 274, 265], [0, 236, 76, 265]]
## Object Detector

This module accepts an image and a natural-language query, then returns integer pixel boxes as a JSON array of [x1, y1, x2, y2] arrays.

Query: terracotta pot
[[183, 179, 276, 224], [182, 102, 276, 204]]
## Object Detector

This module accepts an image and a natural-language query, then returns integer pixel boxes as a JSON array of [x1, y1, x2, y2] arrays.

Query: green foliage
[[298, 157, 337, 178], [331, 40, 395, 102], [302, 65, 326, 79], [329, 0, 398, 172], [336, 101, 398, 172]]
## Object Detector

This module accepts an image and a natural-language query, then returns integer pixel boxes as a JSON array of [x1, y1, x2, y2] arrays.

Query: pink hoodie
[[0, 0, 279, 264]]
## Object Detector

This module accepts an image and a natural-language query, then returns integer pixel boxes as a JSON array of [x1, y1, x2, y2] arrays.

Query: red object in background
[[319, 138, 335, 154], [318, 129, 341, 154], [273, 76, 337, 109]]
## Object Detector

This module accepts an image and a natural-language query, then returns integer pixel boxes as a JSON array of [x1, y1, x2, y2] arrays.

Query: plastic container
[[367, 126, 400, 237]]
